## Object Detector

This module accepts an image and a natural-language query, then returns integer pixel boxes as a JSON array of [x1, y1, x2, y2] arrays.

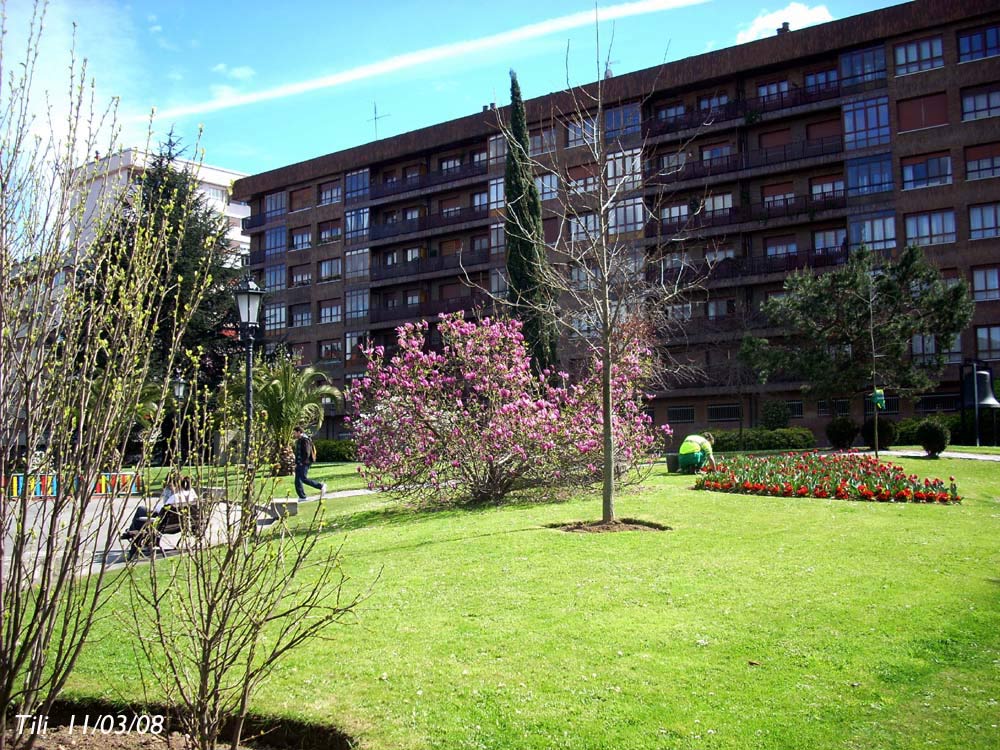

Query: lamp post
[[172, 373, 187, 464], [233, 275, 264, 465]]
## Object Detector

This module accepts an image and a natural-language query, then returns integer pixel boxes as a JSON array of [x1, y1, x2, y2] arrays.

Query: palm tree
[[254, 354, 343, 475]]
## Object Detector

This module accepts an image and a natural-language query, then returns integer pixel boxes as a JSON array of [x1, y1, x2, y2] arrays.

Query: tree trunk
[[601, 341, 615, 524]]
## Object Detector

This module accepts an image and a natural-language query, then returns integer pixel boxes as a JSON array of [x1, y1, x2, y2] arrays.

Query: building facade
[[232, 0, 1000, 439]]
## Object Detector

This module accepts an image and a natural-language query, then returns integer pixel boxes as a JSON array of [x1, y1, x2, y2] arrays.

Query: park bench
[[121, 487, 226, 560]]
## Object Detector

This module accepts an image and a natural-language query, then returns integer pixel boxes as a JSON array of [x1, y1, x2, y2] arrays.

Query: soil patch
[[552, 518, 672, 533]]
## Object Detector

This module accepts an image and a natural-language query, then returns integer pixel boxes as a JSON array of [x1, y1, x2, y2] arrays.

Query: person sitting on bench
[[125, 473, 198, 535]]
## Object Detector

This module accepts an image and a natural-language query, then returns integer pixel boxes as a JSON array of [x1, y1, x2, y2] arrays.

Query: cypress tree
[[504, 70, 558, 374]]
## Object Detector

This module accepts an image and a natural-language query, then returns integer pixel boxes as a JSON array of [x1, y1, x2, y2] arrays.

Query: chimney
[[482, 105, 489, 112], [776, 21, 790, 34]]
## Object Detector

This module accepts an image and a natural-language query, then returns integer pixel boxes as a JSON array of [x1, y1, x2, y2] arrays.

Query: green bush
[[895, 417, 922, 446], [760, 400, 791, 430], [861, 416, 897, 450], [825, 417, 859, 449], [916, 419, 950, 457], [712, 427, 814, 452], [313, 438, 357, 463]]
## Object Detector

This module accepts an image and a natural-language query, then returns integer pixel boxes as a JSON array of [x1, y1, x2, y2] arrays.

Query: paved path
[[878, 450, 1000, 462]]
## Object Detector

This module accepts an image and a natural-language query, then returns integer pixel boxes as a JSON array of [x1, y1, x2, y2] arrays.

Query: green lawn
[[143, 461, 368, 497], [71, 458, 1000, 750]]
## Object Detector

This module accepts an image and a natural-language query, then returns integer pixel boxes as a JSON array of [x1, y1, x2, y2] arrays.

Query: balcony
[[370, 248, 491, 282], [742, 82, 842, 115], [369, 205, 489, 242], [647, 136, 844, 185], [369, 162, 488, 201], [369, 293, 492, 325], [242, 213, 269, 231]]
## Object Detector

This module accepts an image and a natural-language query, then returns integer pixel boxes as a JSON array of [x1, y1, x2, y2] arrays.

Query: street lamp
[[172, 374, 187, 402], [233, 275, 264, 465]]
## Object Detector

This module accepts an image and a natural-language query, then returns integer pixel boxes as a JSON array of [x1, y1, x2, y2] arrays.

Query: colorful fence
[[3, 472, 143, 498]]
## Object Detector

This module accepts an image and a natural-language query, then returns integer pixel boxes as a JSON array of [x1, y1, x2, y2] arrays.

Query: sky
[[5, 0, 906, 178]]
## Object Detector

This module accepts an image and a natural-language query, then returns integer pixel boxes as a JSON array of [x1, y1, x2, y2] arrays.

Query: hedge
[[313, 439, 357, 463], [711, 427, 815, 452]]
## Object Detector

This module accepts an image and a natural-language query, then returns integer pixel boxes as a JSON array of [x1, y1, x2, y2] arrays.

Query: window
[[319, 181, 342, 205], [839, 45, 886, 86], [912, 333, 961, 365], [962, 85, 1000, 120], [667, 303, 693, 320], [264, 192, 286, 219], [966, 142, 1000, 180], [757, 80, 788, 99], [345, 208, 369, 242], [817, 399, 850, 417], [345, 168, 369, 201], [473, 191, 489, 210], [345, 248, 369, 280], [201, 184, 227, 203], [319, 340, 342, 361], [864, 393, 900, 416], [846, 154, 893, 195], [810, 175, 845, 198], [958, 24, 1000, 62], [666, 406, 694, 423], [659, 151, 688, 172], [405, 247, 422, 262], [705, 247, 735, 263], [264, 227, 286, 257], [439, 156, 462, 173], [805, 68, 838, 91], [529, 127, 556, 155], [319, 300, 342, 324], [318, 220, 342, 243], [384, 250, 400, 268], [263, 304, 285, 332], [489, 178, 505, 210], [661, 203, 688, 225], [403, 165, 422, 184], [786, 400, 804, 419], [849, 212, 896, 250], [605, 103, 641, 139], [405, 290, 421, 307], [571, 213, 598, 241], [762, 182, 794, 207], [707, 403, 741, 422], [404, 207, 421, 221], [568, 164, 598, 194], [700, 142, 732, 162], [905, 210, 956, 246], [264, 264, 285, 291], [894, 36, 943, 74], [806, 118, 842, 141], [490, 268, 508, 295], [472, 150, 487, 166], [657, 103, 685, 122], [704, 193, 733, 215], [759, 129, 791, 149], [607, 148, 642, 188], [490, 223, 505, 254], [814, 228, 846, 251], [345, 331, 366, 360], [699, 93, 729, 112], [973, 267, 1000, 301], [488, 134, 507, 165], [976, 325, 1000, 360], [897, 92, 948, 131], [289, 188, 311, 213], [345, 289, 369, 320], [535, 174, 558, 200], [661, 253, 690, 271], [609, 198, 644, 235], [766, 235, 797, 257], [970, 203, 1000, 239], [706, 298, 735, 320], [843, 96, 890, 149], [439, 197, 461, 218], [901, 152, 952, 189], [567, 115, 597, 147], [471, 235, 489, 253], [290, 304, 311, 327], [319, 258, 342, 282], [291, 265, 312, 287], [291, 228, 311, 251]]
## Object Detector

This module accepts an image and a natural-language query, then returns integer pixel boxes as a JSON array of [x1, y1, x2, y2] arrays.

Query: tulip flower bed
[[695, 450, 961, 503]]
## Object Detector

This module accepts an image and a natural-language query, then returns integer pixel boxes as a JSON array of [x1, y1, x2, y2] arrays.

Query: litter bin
[[665, 453, 679, 473]]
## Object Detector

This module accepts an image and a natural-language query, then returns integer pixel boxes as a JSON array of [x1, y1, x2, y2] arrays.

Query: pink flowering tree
[[351, 313, 658, 505]]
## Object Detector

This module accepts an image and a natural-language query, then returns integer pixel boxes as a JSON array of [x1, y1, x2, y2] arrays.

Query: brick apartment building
[[232, 0, 1000, 440]]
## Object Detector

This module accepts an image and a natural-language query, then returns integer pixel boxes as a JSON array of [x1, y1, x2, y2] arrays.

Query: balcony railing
[[242, 213, 268, 231], [647, 136, 844, 185], [369, 205, 489, 242], [370, 248, 491, 282], [369, 162, 488, 200], [369, 294, 491, 324]]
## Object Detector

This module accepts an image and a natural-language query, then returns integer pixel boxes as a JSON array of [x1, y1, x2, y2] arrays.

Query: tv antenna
[[369, 101, 390, 141]]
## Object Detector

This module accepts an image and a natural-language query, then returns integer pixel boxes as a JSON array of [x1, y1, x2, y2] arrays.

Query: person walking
[[677, 432, 716, 473], [293, 426, 326, 500]]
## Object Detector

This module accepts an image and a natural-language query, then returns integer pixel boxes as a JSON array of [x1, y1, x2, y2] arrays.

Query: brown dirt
[[553, 518, 672, 533], [7, 728, 186, 750]]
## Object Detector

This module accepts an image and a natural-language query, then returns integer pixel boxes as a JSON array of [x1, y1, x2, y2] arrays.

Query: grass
[[70, 458, 1000, 750], [141, 461, 368, 498]]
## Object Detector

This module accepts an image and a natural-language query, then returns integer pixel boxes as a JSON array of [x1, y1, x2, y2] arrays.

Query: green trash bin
[[665, 453, 679, 473]]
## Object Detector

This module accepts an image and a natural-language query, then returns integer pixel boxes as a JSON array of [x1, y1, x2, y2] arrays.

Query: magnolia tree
[[351, 313, 658, 505]]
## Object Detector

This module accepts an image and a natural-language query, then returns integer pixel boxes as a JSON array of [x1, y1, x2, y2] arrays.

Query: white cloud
[[212, 63, 256, 81], [147, 0, 708, 121], [212, 63, 228, 74], [736, 3, 834, 44], [149, 24, 162, 34]]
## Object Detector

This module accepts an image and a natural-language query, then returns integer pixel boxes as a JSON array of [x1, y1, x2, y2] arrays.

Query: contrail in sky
[[149, 0, 707, 120]]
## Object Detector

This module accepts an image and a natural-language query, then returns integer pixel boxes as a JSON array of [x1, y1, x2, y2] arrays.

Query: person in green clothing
[[678, 432, 716, 473]]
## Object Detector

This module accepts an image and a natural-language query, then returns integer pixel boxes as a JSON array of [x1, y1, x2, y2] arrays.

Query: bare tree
[[124, 379, 366, 750], [480, 35, 709, 523], [0, 6, 215, 748]]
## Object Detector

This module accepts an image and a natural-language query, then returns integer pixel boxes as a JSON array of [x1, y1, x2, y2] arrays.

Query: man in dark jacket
[[293, 426, 326, 500]]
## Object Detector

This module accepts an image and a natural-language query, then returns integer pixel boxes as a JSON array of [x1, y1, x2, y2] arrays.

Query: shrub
[[826, 417, 859, 449], [711, 427, 814, 452], [862, 416, 898, 450], [760, 400, 791, 430], [895, 417, 922, 446], [314, 439, 357, 463], [916, 419, 950, 457]]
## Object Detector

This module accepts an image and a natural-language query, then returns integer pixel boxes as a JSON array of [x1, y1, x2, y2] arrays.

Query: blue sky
[[9, 0, 904, 177]]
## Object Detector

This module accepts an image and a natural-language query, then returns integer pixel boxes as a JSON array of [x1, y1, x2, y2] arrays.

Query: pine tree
[[504, 71, 559, 375]]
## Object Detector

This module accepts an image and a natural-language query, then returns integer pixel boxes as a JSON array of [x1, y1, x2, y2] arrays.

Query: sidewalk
[[877, 449, 1000, 462]]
